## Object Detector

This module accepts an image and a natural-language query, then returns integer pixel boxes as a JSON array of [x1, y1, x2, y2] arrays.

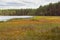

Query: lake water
[[0, 16, 33, 21]]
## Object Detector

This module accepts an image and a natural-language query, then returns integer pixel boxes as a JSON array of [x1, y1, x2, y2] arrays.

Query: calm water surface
[[0, 16, 33, 21]]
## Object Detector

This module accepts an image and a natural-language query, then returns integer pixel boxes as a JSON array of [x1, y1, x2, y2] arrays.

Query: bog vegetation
[[0, 2, 60, 16], [0, 16, 60, 40]]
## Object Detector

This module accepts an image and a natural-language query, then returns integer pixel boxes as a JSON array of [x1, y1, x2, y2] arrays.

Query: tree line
[[0, 2, 60, 16], [0, 9, 36, 16]]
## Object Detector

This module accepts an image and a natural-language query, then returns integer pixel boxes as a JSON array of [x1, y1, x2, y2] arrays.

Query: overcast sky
[[0, 0, 60, 9]]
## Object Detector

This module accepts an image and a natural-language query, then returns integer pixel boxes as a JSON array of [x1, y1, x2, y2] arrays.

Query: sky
[[0, 0, 60, 9]]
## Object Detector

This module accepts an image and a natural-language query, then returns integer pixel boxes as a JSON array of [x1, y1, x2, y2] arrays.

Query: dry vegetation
[[0, 16, 60, 40]]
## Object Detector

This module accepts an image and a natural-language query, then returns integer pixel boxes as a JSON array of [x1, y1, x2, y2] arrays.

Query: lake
[[0, 16, 33, 21]]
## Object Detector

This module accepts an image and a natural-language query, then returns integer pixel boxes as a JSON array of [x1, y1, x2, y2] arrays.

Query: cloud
[[0, 3, 25, 6], [0, 0, 60, 9], [39, 0, 60, 5], [6, 2, 25, 6]]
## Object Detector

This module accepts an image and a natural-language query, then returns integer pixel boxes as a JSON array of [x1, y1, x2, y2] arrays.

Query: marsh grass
[[0, 16, 60, 40]]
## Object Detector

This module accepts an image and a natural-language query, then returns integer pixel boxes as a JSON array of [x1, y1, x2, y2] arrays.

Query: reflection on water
[[0, 16, 33, 21]]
